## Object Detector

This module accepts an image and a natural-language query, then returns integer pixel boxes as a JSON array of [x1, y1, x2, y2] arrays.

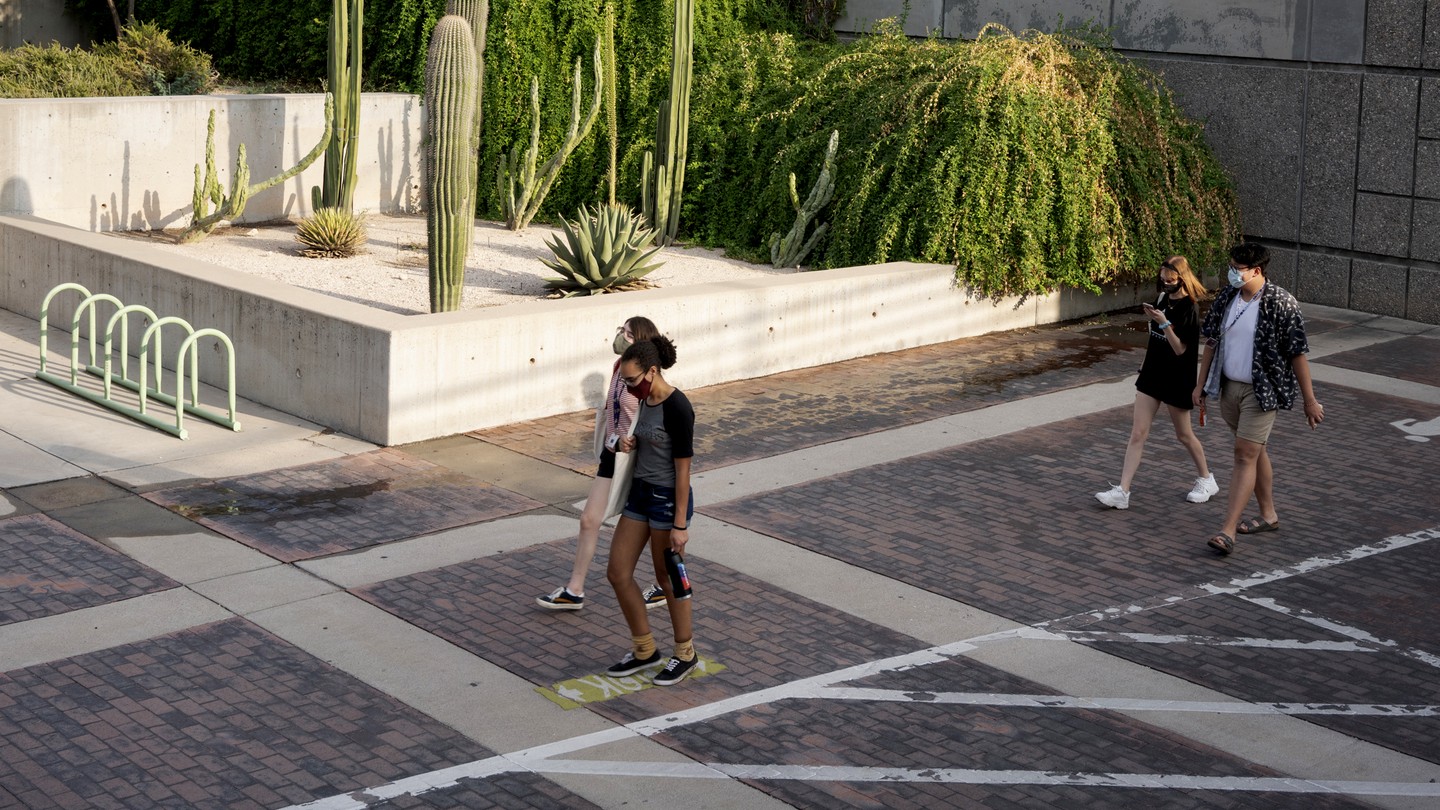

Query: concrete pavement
[[2, 303, 1439, 809]]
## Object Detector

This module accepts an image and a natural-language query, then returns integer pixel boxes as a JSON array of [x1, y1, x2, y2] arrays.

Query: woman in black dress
[[1096, 255, 1217, 510]]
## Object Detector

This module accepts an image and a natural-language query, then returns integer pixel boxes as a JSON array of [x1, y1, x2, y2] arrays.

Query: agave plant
[[541, 203, 664, 296], [296, 207, 368, 257]]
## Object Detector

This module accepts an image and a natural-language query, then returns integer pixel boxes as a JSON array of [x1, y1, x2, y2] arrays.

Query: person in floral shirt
[[1192, 243, 1325, 555]]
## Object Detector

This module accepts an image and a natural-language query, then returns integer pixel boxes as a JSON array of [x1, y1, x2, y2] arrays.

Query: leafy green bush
[[0, 42, 146, 98], [101, 22, 217, 95], [685, 24, 1239, 296], [0, 24, 214, 98]]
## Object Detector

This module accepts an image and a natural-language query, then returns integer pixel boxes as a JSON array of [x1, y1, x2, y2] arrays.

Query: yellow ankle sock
[[674, 639, 695, 662], [632, 634, 656, 659]]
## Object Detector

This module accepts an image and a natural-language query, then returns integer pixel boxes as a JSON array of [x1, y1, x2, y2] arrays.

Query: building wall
[[837, 0, 1440, 323]]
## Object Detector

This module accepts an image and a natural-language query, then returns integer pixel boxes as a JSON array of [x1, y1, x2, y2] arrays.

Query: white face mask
[[1228, 266, 1247, 288]]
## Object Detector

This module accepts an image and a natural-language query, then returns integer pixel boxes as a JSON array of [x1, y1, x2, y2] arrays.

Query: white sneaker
[[1186, 474, 1220, 503], [1095, 484, 1130, 509]]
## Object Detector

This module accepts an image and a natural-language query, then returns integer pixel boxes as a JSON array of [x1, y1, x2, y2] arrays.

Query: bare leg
[[649, 530, 692, 646], [1165, 404, 1210, 478], [1118, 393, 1163, 491], [565, 475, 612, 595], [1221, 438, 1264, 537], [606, 517, 652, 640], [1252, 445, 1278, 523]]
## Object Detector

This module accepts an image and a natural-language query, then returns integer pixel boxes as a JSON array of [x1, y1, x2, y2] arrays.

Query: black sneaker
[[606, 650, 662, 677], [536, 587, 584, 610], [642, 583, 667, 610], [652, 655, 698, 686]]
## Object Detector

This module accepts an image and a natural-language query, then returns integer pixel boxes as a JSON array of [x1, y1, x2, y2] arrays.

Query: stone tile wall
[[837, 0, 1440, 323]]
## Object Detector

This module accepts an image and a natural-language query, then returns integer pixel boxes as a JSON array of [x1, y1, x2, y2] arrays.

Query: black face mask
[[1161, 282, 1181, 294]]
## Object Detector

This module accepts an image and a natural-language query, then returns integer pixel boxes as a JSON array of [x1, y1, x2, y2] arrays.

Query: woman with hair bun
[[604, 334, 700, 686], [537, 316, 667, 612]]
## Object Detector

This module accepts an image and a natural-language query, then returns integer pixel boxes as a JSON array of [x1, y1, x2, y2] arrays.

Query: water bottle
[[663, 549, 692, 600]]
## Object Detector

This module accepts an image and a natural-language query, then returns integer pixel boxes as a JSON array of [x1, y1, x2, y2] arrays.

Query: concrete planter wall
[[1, 215, 1148, 445], [0, 93, 423, 232]]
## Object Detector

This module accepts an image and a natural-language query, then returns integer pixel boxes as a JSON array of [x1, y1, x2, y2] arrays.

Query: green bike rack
[[36, 283, 243, 440]]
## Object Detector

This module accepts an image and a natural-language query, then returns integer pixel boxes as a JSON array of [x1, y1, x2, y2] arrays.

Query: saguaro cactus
[[641, 0, 693, 246], [496, 38, 603, 232], [312, 0, 363, 213], [770, 130, 839, 268], [603, 0, 618, 205], [424, 16, 480, 313], [445, 0, 488, 196]]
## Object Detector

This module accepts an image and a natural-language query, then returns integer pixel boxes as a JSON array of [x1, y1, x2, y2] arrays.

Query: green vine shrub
[[687, 23, 1239, 297]]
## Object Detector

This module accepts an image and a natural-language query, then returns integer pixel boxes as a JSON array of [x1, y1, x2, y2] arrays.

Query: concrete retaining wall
[[1, 215, 1149, 445], [0, 94, 424, 232], [837, 1, 1440, 324]]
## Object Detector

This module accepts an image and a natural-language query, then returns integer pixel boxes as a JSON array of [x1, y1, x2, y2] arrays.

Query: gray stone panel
[[1353, 193, 1413, 256], [940, 0, 1108, 39], [1144, 59, 1305, 242], [1422, 79, 1440, 138], [1357, 75, 1420, 195], [1415, 139, 1440, 199], [1349, 259, 1410, 317], [1411, 199, 1440, 261], [1110, 0, 1307, 58], [1300, 71, 1361, 248], [1308, 0, 1366, 63], [1428, 1, 1440, 68], [1408, 267, 1440, 323], [1266, 245, 1299, 293], [1296, 252, 1351, 307], [837, 0, 944, 36], [1365, 0, 1426, 67]]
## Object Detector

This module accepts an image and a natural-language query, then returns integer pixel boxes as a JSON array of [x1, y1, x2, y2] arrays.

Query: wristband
[[1157, 321, 1171, 331], [673, 525, 687, 531]]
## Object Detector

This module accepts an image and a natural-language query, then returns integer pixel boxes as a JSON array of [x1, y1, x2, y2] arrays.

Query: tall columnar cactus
[[424, 16, 480, 313], [180, 95, 335, 244], [496, 38, 603, 232], [770, 130, 839, 268], [641, 0, 693, 246], [445, 0, 488, 197], [603, 0, 618, 205], [312, 0, 363, 213]]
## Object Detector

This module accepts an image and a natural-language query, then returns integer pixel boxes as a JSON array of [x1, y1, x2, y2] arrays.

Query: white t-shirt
[[1221, 290, 1262, 383]]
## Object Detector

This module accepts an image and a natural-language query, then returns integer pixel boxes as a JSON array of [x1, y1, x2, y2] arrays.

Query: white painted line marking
[[1053, 630, 1385, 653], [808, 687, 1440, 717], [278, 527, 1440, 810], [1239, 594, 1440, 671]]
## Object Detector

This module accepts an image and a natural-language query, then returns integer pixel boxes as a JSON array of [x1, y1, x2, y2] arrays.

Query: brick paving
[[1081, 538, 1440, 764], [471, 327, 1145, 474], [0, 618, 595, 810], [0, 514, 176, 626], [659, 656, 1372, 809], [705, 382, 1440, 625], [355, 538, 923, 725], [1316, 334, 1440, 387], [143, 449, 545, 562]]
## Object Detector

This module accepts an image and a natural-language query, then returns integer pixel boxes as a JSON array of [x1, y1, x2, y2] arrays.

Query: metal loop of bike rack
[[36, 283, 243, 440]]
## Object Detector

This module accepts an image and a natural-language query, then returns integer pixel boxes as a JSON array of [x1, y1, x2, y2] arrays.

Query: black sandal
[[1207, 532, 1235, 555]]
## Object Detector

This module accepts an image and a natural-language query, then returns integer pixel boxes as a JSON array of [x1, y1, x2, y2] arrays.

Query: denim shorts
[[622, 478, 694, 530]]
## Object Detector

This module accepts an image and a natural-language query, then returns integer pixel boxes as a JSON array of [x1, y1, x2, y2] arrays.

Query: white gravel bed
[[117, 214, 795, 315]]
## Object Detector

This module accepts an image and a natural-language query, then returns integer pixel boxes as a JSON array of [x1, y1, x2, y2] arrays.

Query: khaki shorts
[[1220, 380, 1277, 445]]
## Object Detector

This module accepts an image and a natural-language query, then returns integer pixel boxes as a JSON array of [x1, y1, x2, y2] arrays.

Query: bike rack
[[36, 283, 242, 440]]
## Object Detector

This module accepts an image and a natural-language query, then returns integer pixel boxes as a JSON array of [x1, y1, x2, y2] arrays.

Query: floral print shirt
[[1201, 282, 1310, 411]]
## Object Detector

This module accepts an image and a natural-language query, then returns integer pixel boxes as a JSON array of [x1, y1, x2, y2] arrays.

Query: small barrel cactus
[[424, 16, 479, 313]]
